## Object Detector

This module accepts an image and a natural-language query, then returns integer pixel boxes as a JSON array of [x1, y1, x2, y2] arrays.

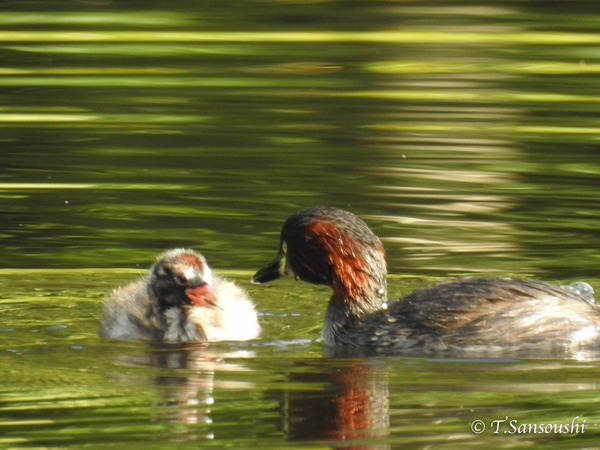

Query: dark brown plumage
[[253, 206, 598, 357]]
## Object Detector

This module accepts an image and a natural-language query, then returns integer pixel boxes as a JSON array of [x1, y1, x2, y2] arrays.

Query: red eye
[[174, 274, 187, 286]]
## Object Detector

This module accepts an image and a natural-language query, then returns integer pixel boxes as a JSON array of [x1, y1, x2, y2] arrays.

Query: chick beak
[[185, 283, 221, 310], [252, 250, 286, 284]]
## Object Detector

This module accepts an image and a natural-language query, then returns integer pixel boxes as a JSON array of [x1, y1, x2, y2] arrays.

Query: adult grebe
[[252, 206, 598, 357]]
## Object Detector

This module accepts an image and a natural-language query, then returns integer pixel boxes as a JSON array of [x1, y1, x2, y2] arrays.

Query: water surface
[[1, 1, 600, 448]]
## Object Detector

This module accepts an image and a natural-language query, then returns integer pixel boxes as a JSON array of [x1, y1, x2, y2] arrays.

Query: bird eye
[[174, 274, 187, 286]]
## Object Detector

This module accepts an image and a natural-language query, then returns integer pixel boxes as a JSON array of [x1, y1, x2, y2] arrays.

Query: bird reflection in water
[[106, 342, 255, 442], [278, 359, 391, 449]]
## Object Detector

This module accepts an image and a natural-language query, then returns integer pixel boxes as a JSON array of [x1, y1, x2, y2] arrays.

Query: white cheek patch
[[202, 266, 213, 285], [182, 267, 195, 280]]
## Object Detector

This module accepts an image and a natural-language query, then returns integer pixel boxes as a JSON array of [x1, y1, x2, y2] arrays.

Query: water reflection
[[106, 342, 255, 442], [357, 140, 505, 271], [107, 343, 393, 447], [279, 360, 390, 449]]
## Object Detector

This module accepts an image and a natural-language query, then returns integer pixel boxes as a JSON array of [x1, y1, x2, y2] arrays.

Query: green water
[[1, 1, 600, 447]]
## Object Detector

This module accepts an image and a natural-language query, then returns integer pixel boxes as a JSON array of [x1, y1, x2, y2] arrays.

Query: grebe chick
[[252, 206, 599, 357], [100, 248, 260, 343]]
